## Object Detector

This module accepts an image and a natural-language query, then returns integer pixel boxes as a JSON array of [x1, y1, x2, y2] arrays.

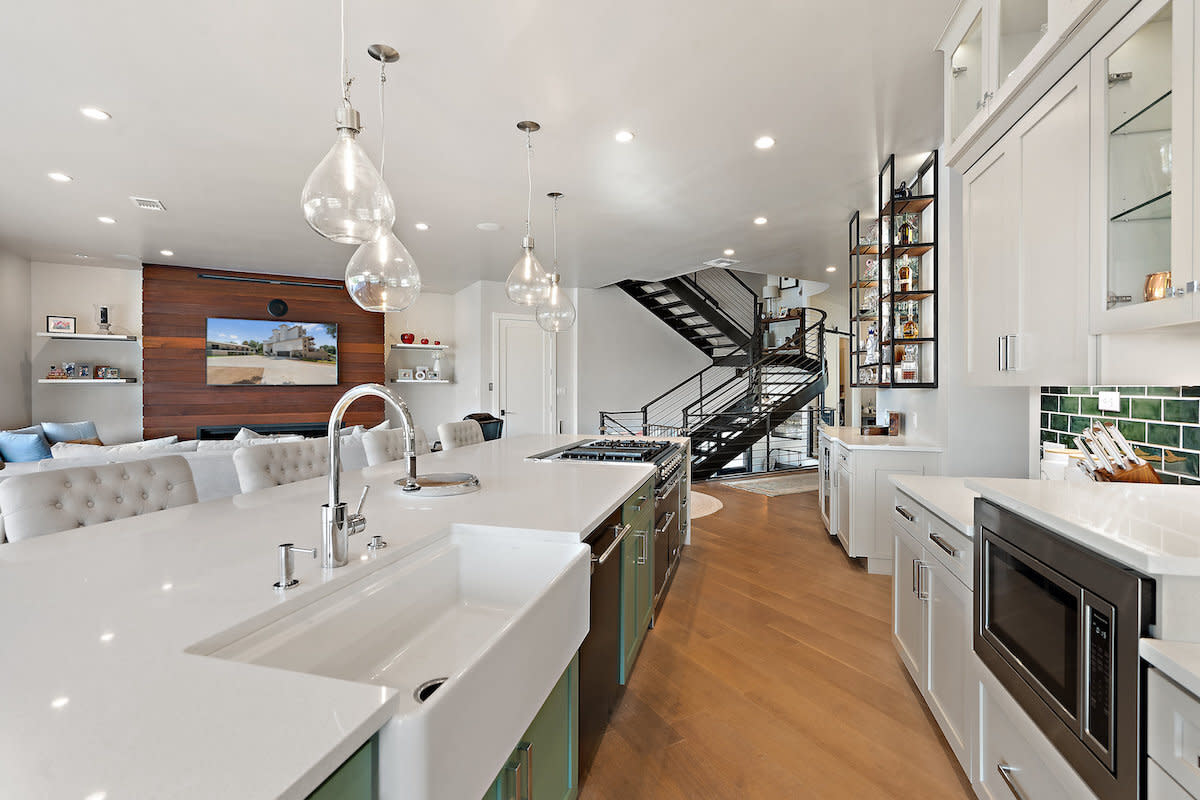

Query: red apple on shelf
[[400, 333, 415, 344], [420, 338, 429, 345], [433, 340, 440, 346]]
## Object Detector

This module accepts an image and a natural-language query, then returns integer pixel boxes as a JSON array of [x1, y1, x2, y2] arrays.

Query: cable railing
[[689, 406, 824, 476], [680, 269, 758, 340]]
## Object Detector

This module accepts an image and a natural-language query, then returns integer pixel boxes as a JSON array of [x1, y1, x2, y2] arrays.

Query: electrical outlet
[[1098, 391, 1121, 411]]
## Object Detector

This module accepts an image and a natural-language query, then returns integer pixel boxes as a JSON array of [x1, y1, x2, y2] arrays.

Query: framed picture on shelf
[[46, 315, 76, 333], [779, 277, 799, 290]]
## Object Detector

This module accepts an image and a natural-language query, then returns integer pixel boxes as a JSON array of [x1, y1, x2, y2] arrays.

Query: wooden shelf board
[[884, 243, 935, 258], [850, 280, 879, 289], [890, 290, 935, 301], [881, 195, 935, 216], [850, 244, 879, 255], [36, 332, 138, 342]]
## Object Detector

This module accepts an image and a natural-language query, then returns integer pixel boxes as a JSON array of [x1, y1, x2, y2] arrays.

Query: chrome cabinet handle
[[997, 763, 1029, 800], [636, 531, 648, 565], [998, 336, 1006, 371], [1005, 334, 1018, 371], [592, 523, 632, 568], [916, 562, 930, 600], [895, 505, 915, 522], [912, 558, 920, 595], [929, 532, 960, 558], [655, 511, 677, 535]]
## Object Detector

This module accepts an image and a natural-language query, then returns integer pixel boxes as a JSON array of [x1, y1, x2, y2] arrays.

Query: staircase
[[602, 268, 827, 482]]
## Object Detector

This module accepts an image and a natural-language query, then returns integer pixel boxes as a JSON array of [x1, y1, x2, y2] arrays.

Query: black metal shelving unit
[[848, 150, 939, 388]]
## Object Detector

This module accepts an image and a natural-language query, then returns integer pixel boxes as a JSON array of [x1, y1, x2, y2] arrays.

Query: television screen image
[[205, 318, 338, 386]]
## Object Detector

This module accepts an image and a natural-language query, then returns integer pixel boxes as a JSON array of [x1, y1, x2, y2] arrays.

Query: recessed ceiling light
[[614, 130, 635, 143], [161, 582, 173, 591], [414, 223, 429, 231], [80, 107, 111, 121], [754, 217, 768, 226], [74, 254, 90, 259], [755, 136, 776, 150], [826, 265, 837, 272], [48, 172, 73, 182], [159, 250, 174, 257], [723, 249, 735, 256], [97, 216, 116, 225], [51, 696, 70, 709], [99, 632, 115, 643], [476, 222, 502, 232]]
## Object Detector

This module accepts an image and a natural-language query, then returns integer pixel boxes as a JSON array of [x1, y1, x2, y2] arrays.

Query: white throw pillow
[[196, 439, 246, 452], [127, 435, 179, 451], [244, 435, 305, 446], [233, 427, 265, 442], [371, 419, 391, 432]]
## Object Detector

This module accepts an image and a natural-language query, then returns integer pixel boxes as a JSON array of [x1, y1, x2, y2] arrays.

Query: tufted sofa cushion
[[232, 437, 331, 493], [0, 455, 198, 542], [437, 420, 485, 451], [362, 427, 431, 467]]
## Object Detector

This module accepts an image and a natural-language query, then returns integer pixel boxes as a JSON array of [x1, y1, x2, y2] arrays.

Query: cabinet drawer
[[892, 491, 923, 538], [977, 670, 1096, 800], [1148, 759, 1196, 800], [622, 477, 655, 521], [1148, 668, 1200, 797], [925, 513, 973, 591]]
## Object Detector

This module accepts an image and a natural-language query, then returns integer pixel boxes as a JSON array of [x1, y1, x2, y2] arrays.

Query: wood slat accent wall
[[142, 264, 385, 439]]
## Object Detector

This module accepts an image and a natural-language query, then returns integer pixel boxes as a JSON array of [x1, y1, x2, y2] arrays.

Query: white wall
[[0, 250, 32, 429], [30, 261, 143, 443], [1098, 324, 1200, 384], [876, 167, 1030, 477], [383, 292, 456, 439], [575, 288, 710, 435]]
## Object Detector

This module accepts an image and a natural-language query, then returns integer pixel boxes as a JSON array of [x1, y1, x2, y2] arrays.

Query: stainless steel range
[[531, 439, 686, 487]]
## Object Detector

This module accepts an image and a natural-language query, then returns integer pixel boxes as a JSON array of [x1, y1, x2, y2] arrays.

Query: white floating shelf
[[37, 332, 138, 342], [38, 378, 138, 384], [389, 379, 452, 384], [391, 343, 449, 351]]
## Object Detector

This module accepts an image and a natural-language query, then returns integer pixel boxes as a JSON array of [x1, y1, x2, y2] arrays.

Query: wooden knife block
[[1095, 463, 1163, 484]]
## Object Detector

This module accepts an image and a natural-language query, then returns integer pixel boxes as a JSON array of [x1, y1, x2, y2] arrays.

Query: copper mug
[[1144, 271, 1172, 302]]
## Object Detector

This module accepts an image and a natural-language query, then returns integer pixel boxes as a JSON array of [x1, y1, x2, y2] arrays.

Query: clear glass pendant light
[[345, 46, 420, 312], [536, 192, 576, 332], [505, 121, 552, 306], [301, 0, 395, 245]]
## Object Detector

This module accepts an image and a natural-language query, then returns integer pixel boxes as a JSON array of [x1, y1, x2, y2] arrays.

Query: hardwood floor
[[579, 482, 974, 800]]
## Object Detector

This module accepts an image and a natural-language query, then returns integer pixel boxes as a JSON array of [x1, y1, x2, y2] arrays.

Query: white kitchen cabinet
[[940, 0, 1097, 162], [1090, 0, 1198, 332], [964, 57, 1092, 385], [818, 432, 834, 533], [836, 451, 853, 555], [891, 522, 927, 681]]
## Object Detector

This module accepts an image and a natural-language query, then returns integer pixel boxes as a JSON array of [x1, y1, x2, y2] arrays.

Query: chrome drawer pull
[[997, 763, 1029, 800], [929, 532, 960, 558], [895, 505, 915, 522], [655, 511, 677, 535], [592, 524, 632, 568], [635, 531, 648, 565]]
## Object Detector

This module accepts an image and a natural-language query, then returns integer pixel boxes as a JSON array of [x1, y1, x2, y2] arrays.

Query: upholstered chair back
[[0, 455, 198, 542], [437, 420, 485, 451], [232, 437, 330, 493], [362, 427, 431, 467]]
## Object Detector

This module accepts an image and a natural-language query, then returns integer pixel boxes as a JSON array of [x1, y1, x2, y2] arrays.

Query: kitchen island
[[0, 435, 662, 800]]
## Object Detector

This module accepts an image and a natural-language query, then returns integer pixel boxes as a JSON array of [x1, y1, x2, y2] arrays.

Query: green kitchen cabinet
[[307, 736, 377, 800], [481, 654, 579, 800], [619, 476, 655, 685]]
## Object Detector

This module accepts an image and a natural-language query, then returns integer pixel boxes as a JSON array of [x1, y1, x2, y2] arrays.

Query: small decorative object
[[860, 287, 878, 315], [897, 215, 919, 246], [863, 258, 878, 280], [431, 351, 443, 377], [900, 345, 919, 382], [95, 305, 112, 335], [62, 362, 77, 378], [428, 370, 441, 380], [47, 315, 76, 334], [780, 277, 799, 290], [420, 337, 429, 345], [433, 340, 441, 346], [893, 180, 910, 200], [46, 364, 67, 380], [396, 368, 413, 381], [1144, 271, 1172, 302], [103, 367, 121, 379], [414, 367, 429, 381], [400, 333, 415, 344], [267, 298, 289, 318], [888, 411, 905, 435], [901, 314, 919, 339], [93, 365, 109, 379], [77, 363, 91, 379]]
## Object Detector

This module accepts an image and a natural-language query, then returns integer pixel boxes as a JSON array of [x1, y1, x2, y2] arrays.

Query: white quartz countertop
[[0, 435, 655, 800], [821, 425, 943, 452], [890, 475, 977, 537], [1142, 639, 1200, 699], [966, 478, 1200, 576]]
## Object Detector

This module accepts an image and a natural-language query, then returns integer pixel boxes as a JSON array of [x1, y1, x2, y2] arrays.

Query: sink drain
[[414, 677, 448, 703]]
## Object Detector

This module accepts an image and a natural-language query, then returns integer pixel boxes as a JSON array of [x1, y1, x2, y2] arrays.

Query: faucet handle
[[348, 485, 369, 537], [355, 485, 370, 516], [275, 543, 316, 590]]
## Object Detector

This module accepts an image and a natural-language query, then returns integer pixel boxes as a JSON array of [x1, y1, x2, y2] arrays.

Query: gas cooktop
[[558, 439, 675, 463]]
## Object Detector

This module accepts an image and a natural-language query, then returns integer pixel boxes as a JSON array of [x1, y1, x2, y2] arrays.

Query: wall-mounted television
[[205, 318, 338, 386]]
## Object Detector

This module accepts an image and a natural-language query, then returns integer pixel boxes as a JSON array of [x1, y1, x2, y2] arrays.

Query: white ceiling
[[0, 0, 955, 292]]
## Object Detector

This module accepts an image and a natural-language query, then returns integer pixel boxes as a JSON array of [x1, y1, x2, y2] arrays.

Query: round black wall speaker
[[267, 299, 288, 317]]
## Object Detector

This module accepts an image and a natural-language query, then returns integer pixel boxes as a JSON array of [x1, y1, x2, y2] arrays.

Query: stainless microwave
[[974, 500, 1154, 800]]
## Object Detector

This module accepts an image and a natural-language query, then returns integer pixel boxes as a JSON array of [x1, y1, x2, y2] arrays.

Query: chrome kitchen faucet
[[323, 383, 420, 568]]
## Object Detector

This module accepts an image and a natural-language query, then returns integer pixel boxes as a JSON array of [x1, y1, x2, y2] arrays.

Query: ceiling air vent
[[130, 196, 167, 211], [702, 257, 740, 268]]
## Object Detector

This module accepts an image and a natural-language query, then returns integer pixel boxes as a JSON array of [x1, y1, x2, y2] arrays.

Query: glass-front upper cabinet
[[998, 0, 1050, 84], [951, 12, 985, 142], [1091, 0, 1195, 332]]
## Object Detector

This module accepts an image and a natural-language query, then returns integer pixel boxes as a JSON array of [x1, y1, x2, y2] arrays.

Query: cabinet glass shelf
[[1111, 90, 1171, 136], [1111, 190, 1172, 222]]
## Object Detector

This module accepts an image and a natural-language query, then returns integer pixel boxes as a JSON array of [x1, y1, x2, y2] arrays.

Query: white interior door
[[493, 314, 554, 436]]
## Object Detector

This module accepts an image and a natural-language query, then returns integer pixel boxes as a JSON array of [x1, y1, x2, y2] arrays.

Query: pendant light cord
[[378, 60, 387, 174], [525, 131, 533, 239], [340, 0, 350, 102], [552, 194, 559, 269]]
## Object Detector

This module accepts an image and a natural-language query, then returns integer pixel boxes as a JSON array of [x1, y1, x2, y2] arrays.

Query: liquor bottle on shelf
[[896, 258, 918, 292], [897, 214, 918, 246], [901, 311, 919, 339], [900, 344, 919, 382]]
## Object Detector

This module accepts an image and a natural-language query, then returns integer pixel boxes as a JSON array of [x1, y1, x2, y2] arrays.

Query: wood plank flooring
[[579, 481, 974, 800]]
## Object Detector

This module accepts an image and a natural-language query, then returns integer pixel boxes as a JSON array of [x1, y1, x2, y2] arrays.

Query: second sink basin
[[194, 524, 590, 800]]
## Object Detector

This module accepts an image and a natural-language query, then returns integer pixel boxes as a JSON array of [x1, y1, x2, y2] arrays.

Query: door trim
[[491, 312, 557, 435]]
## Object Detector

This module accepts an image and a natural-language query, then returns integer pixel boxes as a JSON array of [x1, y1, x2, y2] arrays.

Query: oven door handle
[[655, 511, 677, 535], [592, 523, 633, 569], [655, 469, 682, 499], [996, 763, 1030, 800]]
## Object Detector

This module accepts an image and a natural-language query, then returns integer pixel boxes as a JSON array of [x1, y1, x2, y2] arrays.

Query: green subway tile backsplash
[[1039, 385, 1200, 482]]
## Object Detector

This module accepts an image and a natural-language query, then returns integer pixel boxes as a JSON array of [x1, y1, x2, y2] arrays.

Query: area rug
[[689, 491, 723, 518], [721, 471, 819, 497]]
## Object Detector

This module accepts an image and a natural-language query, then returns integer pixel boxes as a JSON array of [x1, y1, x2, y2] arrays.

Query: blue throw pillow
[[41, 420, 99, 444], [0, 431, 53, 463]]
